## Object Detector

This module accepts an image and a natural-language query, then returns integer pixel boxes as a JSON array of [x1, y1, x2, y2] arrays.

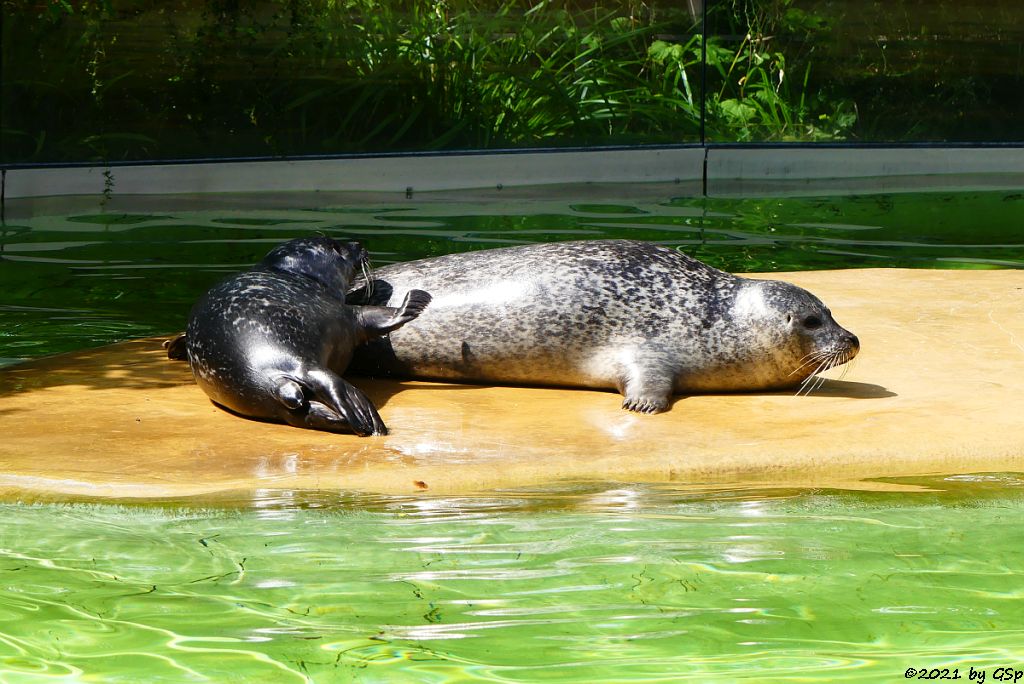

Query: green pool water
[[2, 184, 1024, 681], [2, 186, 1022, 361], [3, 478, 1024, 682]]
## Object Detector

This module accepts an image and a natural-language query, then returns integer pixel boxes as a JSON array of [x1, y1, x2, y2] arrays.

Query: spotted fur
[[348, 239, 858, 413]]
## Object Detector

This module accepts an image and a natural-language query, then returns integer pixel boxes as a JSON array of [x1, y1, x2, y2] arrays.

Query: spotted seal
[[348, 239, 858, 413], [171, 237, 430, 435]]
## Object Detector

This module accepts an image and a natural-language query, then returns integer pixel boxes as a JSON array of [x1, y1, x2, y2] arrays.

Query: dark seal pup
[[348, 239, 859, 413], [173, 237, 430, 435]]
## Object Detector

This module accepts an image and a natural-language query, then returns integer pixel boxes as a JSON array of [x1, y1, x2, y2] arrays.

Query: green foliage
[[262, 0, 701, 150], [1, 0, 860, 163], [703, 0, 855, 141]]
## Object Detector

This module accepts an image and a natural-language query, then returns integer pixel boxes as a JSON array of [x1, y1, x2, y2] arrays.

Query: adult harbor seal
[[348, 239, 859, 413], [173, 237, 430, 435]]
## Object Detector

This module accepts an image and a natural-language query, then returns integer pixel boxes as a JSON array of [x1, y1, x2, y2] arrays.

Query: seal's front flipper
[[619, 369, 673, 414], [357, 289, 432, 338], [622, 395, 670, 414], [346, 279, 393, 306], [164, 333, 188, 361], [302, 369, 387, 436]]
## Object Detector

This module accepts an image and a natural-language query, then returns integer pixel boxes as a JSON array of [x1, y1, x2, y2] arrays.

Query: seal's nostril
[[849, 334, 860, 350]]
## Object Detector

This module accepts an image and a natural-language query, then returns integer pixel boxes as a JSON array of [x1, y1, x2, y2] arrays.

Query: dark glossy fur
[[178, 237, 429, 435]]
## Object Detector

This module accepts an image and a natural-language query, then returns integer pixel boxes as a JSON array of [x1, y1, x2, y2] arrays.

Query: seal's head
[[260, 237, 368, 299], [705, 278, 860, 393]]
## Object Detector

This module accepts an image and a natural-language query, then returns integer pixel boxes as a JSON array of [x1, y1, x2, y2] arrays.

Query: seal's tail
[[163, 333, 188, 361]]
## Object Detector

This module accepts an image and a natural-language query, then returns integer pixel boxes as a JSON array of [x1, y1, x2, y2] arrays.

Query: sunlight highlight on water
[[2, 187, 1023, 681], [1, 479, 1023, 682], [2, 187, 1022, 360]]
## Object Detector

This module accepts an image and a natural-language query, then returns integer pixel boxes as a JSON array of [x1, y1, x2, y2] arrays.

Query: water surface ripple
[[1, 479, 1023, 682], [2, 188, 1021, 361]]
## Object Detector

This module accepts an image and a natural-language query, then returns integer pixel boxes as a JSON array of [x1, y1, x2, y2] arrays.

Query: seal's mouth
[[788, 341, 860, 396], [332, 239, 372, 290]]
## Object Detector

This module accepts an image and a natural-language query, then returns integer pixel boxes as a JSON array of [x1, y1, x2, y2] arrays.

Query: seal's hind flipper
[[301, 369, 387, 436], [272, 371, 384, 435], [357, 289, 432, 338], [273, 377, 306, 410], [302, 401, 378, 435], [164, 333, 188, 360]]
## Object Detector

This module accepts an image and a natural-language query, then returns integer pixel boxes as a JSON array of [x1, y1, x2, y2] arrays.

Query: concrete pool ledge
[[5, 146, 1024, 202], [1, 268, 1022, 501]]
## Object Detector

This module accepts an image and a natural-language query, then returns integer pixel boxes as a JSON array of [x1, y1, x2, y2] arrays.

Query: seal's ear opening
[[347, 280, 393, 306]]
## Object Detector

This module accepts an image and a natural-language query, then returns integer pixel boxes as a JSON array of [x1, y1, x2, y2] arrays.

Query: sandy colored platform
[[1, 268, 1023, 501]]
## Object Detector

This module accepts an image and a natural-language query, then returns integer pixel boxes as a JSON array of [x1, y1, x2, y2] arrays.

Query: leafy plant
[[0, 0, 867, 163], [703, 0, 855, 141]]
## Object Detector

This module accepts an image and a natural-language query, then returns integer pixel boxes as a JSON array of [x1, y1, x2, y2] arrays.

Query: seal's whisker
[[815, 356, 839, 387], [797, 361, 823, 389], [812, 377, 828, 395], [804, 352, 835, 380], [788, 350, 834, 377], [837, 353, 856, 381], [796, 354, 835, 396], [835, 352, 849, 380], [822, 350, 850, 386], [796, 378, 819, 397], [796, 350, 829, 363], [802, 376, 823, 397], [797, 350, 845, 397], [360, 258, 375, 298], [810, 355, 841, 395]]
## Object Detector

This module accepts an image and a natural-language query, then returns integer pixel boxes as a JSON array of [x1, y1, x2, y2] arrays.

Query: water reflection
[[2, 187, 1023, 361], [9, 478, 1023, 680]]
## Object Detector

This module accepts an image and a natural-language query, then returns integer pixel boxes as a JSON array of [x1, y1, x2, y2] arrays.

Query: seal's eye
[[802, 315, 823, 330]]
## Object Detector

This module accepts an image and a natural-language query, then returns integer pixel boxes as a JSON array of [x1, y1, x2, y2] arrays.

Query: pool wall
[[5, 146, 1024, 204]]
